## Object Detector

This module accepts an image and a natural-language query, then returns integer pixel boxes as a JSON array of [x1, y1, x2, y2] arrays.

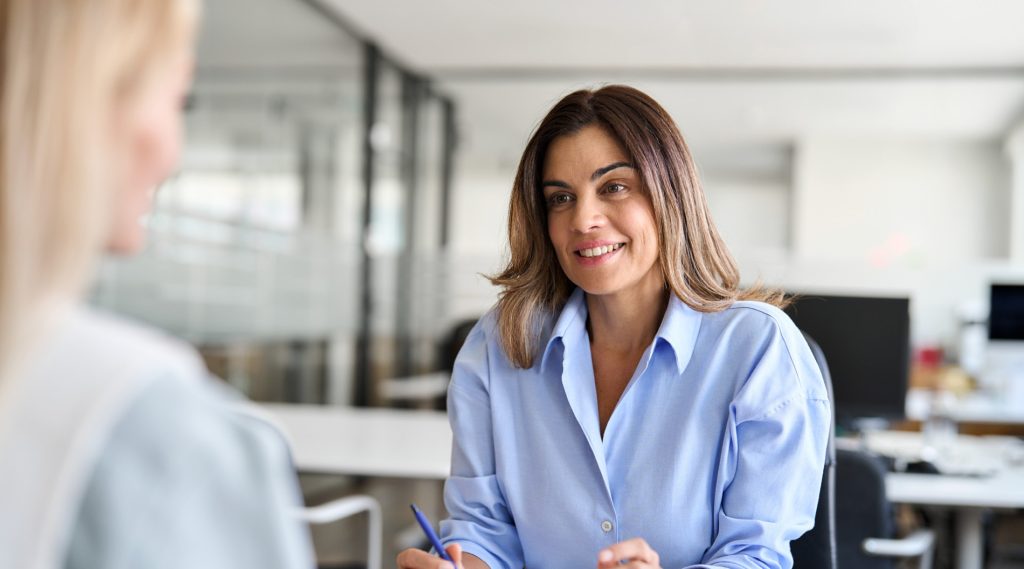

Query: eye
[[605, 182, 627, 194], [546, 192, 574, 207]]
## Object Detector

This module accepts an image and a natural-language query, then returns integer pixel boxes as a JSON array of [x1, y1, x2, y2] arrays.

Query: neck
[[586, 277, 670, 354]]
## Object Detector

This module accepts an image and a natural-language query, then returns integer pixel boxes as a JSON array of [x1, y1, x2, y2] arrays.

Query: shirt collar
[[539, 287, 702, 375], [540, 288, 588, 370], [655, 293, 702, 375]]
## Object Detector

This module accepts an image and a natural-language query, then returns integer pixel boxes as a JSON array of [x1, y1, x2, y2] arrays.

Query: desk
[[853, 431, 1024, 569], [906, 388, 1024, 426], [260, 404, 451, 479]]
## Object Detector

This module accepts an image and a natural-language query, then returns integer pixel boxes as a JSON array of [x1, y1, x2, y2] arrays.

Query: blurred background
[[86, 1, 1024, 567]]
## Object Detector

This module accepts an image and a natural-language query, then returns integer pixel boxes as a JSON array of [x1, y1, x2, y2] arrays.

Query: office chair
[[791, 332, 837, 569], [301, 494, 382, 569], [836, 448, 935, 569], [235, 404, 383, 569]]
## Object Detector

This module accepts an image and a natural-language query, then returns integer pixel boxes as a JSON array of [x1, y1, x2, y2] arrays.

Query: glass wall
[[89, 0, 455, 407]]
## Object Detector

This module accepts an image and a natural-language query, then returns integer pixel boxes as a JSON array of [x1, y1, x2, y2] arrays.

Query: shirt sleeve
[[689, 321, 831, 569], [439, 321, 525, 569], [63, 376, 315, 569]]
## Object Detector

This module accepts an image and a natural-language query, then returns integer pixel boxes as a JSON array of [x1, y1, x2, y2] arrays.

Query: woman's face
[[542, 125, 663, 299], [107, 47, 192, 254]]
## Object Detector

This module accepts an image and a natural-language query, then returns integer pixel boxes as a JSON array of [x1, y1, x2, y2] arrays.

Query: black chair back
[[835, 449, 897, 569], [791, 332, 838, 569]]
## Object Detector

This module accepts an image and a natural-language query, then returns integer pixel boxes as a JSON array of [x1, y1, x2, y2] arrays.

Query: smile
[[575, 243, 625, 258]]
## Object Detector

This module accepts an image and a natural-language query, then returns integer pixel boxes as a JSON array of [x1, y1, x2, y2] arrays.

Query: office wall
[[793, 138, 1011, 263], [777, 137, 1014, 346]]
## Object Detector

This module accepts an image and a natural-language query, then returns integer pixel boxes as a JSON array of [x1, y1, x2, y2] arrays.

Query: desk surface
[[906, 388, 1024, 426], [851, 430, 1024, 509], [261, 404, 451, 479]]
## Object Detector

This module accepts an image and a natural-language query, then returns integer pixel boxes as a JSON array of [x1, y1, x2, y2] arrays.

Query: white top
[[0, 304, 313, 569]]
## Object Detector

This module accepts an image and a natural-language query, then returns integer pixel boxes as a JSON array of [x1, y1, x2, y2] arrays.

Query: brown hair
[[489, 85, 786, 368]]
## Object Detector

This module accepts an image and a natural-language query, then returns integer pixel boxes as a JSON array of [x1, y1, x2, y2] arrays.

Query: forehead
[[542, 125, 630, 179]]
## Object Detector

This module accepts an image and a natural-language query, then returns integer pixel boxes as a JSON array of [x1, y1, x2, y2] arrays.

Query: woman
[[398, 86, 830, 569], [0, 1, 314, 568]]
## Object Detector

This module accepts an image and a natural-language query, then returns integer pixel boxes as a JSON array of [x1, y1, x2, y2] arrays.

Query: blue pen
[[410, 503, 453, 562]]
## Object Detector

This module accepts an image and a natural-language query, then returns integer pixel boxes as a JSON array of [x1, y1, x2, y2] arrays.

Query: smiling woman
[[397, 85, 831, 569]]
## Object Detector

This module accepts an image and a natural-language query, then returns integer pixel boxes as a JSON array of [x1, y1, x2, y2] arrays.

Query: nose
[[570, 193, 604, 233]]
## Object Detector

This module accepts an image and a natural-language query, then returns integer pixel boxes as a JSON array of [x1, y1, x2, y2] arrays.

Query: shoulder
[[700, 300, 809, 356], [65, 378, 310, 568], [117, 378, 291, 480], [64, 305, 205, 375], [701, 300, 827, 409]]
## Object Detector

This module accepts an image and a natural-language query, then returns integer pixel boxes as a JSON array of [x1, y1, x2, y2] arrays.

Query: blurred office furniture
[[846, 430, 1024, 569], [791, 332, 837, 569], [836, 448, 936, 569], [301, 494, 382, 569], [376, 318, 478, 408], [378, 372, 450, 406], [785, 294, 911, 430], [440, 318, 479, 371], [905, 388, 1024, 435], [260, 404, 450, 479]]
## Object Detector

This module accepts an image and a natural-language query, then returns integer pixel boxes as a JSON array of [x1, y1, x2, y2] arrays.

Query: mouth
[[574, 242, 626, 259]]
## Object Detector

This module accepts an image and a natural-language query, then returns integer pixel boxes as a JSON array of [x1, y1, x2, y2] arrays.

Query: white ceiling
[[323, 0, 1024, 70], [202, 0, 1024, 172]]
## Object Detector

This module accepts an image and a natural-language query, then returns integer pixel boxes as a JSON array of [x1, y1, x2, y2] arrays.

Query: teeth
[[579, 243, 622, 258]]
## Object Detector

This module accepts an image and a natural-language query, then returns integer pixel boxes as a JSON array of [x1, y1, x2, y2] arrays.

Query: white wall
[[774, 137, 1014, 346], [793, 138, 1010, 263]]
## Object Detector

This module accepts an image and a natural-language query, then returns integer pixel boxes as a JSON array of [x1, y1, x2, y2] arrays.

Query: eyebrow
[[541, 161, 635, 190]]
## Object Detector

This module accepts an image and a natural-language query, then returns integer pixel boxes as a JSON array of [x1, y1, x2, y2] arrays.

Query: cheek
[[129, 111, 182, 189]]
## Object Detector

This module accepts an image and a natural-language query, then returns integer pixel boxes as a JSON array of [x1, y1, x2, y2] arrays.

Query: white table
[[260, 404, 451, 479], [855, 431, 1024, 569], [905, 388, 1024, 426]]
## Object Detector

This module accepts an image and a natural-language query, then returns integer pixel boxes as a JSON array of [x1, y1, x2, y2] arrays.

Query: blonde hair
[[490, 85, 787, 369], [0, 0, 198, 383]]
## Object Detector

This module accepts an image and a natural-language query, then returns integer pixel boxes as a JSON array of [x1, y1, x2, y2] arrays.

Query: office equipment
[[410, 504, 452, 562], [784, 294, 911, 429], [988, 283, 1024, 341], [983, 283, 1024, 398]]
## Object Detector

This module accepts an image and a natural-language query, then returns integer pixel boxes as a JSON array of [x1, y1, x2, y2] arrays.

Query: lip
[[572, 240, 626, 267]]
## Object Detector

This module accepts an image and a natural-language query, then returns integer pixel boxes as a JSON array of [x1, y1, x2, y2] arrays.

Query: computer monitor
[[984, 284, 1024, 393], [988, 284, 1024, 341], [784, 293, 911, 429]]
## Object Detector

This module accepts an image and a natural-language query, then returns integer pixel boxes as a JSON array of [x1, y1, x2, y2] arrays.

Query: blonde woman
[[398, 86, 830, 569], [0, 1, 314, 568]]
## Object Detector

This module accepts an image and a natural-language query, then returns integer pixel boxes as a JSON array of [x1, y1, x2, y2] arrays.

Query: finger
[[396, 547, 456, 569], [445, 543, 463, 568], [598, 538, 658, 567]]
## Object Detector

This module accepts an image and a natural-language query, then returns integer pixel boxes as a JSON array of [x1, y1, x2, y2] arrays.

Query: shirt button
[[601, 520, 613, 533]]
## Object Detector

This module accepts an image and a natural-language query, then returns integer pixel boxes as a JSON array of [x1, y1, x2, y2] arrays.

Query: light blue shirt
[[64, 377, 314, 569], [440, 288, 831, 569]]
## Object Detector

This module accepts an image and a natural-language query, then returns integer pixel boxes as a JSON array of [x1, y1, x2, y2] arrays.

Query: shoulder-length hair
[[489, 85, 786, 369], [0, 0, 198, 385]]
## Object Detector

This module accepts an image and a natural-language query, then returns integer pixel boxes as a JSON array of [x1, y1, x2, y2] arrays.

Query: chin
[[105, 233, 147, 255]]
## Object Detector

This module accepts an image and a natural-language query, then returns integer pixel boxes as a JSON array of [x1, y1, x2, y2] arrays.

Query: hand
[[397, 543, 464, 569], [597, 538, 662, 569]]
